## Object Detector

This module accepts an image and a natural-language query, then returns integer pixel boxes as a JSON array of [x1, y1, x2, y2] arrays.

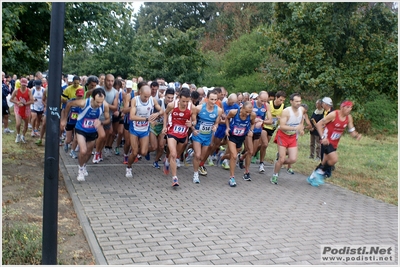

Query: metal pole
[[42, 2, 65, 264]]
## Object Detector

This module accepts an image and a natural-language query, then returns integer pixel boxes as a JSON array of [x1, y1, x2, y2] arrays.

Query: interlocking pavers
[[60, 150, 398, 265]]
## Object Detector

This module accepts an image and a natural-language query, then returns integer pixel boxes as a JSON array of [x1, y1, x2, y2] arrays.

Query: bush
[[358, 94, 398, 134], [2, 222, 42, 265]]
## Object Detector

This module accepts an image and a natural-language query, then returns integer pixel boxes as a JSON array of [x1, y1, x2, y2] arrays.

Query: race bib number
[[272, 117, 278, 128], [135, 120, 149, 127], [330, 132, 342, 140], [70, 112, 78, 120], [199, 122, 212, 134], [83, 118, 96, 128], [232, 126, 246, 136], [173, 125, 187, 134]]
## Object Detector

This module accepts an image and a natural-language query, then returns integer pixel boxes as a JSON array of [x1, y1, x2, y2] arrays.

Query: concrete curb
[[59, 156, 108, 265]]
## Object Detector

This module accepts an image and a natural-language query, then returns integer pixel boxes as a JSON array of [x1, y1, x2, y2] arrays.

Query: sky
[[131, 1, 144, 14]]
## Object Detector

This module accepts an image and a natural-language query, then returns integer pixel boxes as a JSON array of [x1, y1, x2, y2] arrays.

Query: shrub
[[2, 222, 42, 265]]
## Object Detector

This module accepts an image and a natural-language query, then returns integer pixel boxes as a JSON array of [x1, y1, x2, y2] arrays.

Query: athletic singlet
[[194, 103, 218, 135], [104, 88, 118, 117], [153, 98, 167, 126], [229, 107, 251, 137], [252, 100, 267, 134], [31, 87, 45, 111], [167, 99, 192, 138], [14, 89, 31, 118], [75, 98, 104, 133], [282, 107, 304, 135], [216, 102, 239, 132], [131, 95, 154, 132], [66, 98, 80, 125], [324, 110, 349, 149], [263, 100, 284, 130]]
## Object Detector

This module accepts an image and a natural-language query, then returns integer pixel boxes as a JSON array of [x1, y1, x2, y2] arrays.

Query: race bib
[[199, 122, 213, 134], [173, 125, 187, 134], [232, 126, 246, 136], [70, 112, 78, 120], [83, 118, 96, 128], [330, 132, 342, 140]]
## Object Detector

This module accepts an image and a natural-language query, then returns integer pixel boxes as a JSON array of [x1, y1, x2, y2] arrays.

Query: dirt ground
[[2, 130, 95, 265]]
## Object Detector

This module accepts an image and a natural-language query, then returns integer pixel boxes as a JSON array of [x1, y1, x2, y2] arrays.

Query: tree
[[264, 2, 397, 103], [2, 2, 131, 75]]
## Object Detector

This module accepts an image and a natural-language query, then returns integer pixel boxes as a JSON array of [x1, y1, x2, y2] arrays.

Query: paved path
[[60, 150, 398, 265]]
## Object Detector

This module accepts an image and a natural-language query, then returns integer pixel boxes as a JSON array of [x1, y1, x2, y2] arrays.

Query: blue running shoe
[[314, 171, 325, 185], [145, 152, 150, 161], [229, 177, 237, 187], [172, 177, 179, 187], [153, 161, 160, 169], [307, 176, 319, 187]]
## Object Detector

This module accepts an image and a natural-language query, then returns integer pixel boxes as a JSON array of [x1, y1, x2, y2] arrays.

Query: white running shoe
[[259, 162, 265, 173], [20, 135, 26, 143], [125, 167, 133, 178], [176, 159, 181, 168], [15, 134, 21, 143], [77, 170, 85, 182]]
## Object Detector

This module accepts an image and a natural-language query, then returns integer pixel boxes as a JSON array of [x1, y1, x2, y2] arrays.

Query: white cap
[[250, 93, 259, 99], [182, 83, 189, 89], [126, 80, 133, 88], [322, 97, 333, 106], [67, 74, 74, 82]]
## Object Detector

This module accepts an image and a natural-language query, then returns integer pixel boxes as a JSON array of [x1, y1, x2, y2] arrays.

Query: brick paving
[[60, 150, 398, 265]]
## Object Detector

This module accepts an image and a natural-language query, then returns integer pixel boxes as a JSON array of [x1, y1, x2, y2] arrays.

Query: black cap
[[34, 79, 42, 86]]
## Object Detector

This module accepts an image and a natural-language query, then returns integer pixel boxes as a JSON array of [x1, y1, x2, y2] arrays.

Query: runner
[[60, 88, 110, 181], [162, 88, 192, 186], [307, 100, 362, 187]]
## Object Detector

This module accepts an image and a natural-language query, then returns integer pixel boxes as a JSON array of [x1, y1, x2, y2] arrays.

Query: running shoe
[[77, 170, 85, 182], [15, 134, 21, 143], [216, 152, 224, 166], [92, 152, 100, 164], [125, 167, 133, 178], [229, 177, 237, 187], [70, 150, 78, 159], [35, 139, 42, 146], [259, 162, 265, 173], [145, 152, 150, 161], [115, 147, 120, 155], [251, 156, 257, 164], [172, 177, 179, 187], [243, 173, 251, 181], [28, 123, 32, 130], [4, 128, 14, 133], [123, 155, 128, 164], [20, 135, 26, 143], [163, 158, 170, 175], [314, 171, 325, 185], [287, 168, 295, 175], [34, 130, 40, 137], [99, 151, 103, 161], [83, 165, 88, 176], [153, 161, 160, 169], [176, 159, 181, 168], [31, 131, 36, 137], [307, 175, 319, 187], [193, 172, 200, 184], [207, 157, 214, 166], [198, 166, 207, 176], [221, 159, 230, 170], [238, 156, 244, 169], [270, 174, 278, 185]]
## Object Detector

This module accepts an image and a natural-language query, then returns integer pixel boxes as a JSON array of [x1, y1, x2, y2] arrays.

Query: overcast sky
[[132, 1, 144, 14]]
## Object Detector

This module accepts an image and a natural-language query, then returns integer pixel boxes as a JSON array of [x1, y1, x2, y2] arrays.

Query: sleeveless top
[[31, 87, 45, 111], [216, 102, 239, 132], [252, 100, 267, 134], [123, 91, 136, 125], [324, 110, 349, 149], [194, 103, 219, 135], [14, 89, 31, 118], [229, 107, 251, 137], [75, 98, 105, 133], [131, 95, 154, 132], [66, 98, 81, 125], [153, 98, 167, 126], [166, 99, 192, 138], [264, 100, 284, 130], [282, 107, 304, 135]]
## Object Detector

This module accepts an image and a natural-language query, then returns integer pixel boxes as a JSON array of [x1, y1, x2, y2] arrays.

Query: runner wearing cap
[[10, 78, 35, 143], [307, 100, 362, 187]]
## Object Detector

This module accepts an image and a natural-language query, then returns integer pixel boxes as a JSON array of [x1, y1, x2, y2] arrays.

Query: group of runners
[[4, 71, 362, 187]]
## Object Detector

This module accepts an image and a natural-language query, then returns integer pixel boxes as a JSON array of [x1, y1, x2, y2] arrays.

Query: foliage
[[264, 2, 398, 104], [134, 2, 217, 35], [2, 2, 130, 75], [2, 220, 42, 265]]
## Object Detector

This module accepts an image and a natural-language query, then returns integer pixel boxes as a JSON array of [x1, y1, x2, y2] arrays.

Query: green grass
[[264, 132, 398, 205]]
